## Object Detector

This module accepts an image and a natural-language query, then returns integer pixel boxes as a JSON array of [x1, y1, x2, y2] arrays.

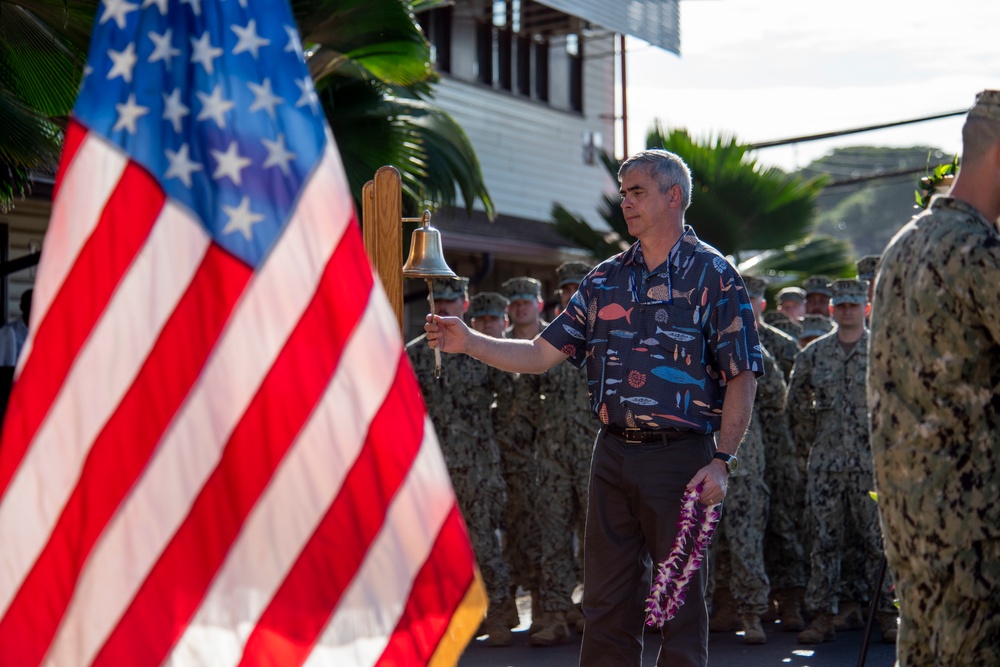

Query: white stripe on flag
[[165, 287, 402, 666], [44, 148, 353, 667], [0, 201, 209, 618], [303, 423, 455, 667], [19, 135, 127, 370]]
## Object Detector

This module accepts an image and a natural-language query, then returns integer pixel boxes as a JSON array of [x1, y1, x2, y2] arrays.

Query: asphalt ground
[[459, 599, 897, 667]]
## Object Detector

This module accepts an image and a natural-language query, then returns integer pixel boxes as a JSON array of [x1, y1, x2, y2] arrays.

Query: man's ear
[[537, 298, 544, 314], [669, 183, 683, 209], [865, 302, 872, 317], [463, 299, 470, 314]]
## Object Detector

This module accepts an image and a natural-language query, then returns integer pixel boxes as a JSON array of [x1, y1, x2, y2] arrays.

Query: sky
[[623, 0, 1000, 172]]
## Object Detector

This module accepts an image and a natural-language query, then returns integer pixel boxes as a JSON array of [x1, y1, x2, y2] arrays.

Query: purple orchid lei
[[645, 484, 722, 628]]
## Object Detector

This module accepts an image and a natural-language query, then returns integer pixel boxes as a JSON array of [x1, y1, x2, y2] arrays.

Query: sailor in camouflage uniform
[[856, 255, 879, 302], [405, 277, 515, 646], [744, 275, 808, 631], [763, 310, 803, 342], [470, 292, 509, 339], [802, 276, 833, 318], [797, 314, 834, 348], [828, 254, 886, 630], [869, 90, 1000, 667], [709, 337, 782, 644], [787, 279, 896, 645], [530, 261, 598, 646], [775, 286, 806, 323], [495, 277, 545, 626]]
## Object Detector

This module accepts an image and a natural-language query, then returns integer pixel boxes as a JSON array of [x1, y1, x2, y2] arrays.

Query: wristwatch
[[713, 452, 738, 474]]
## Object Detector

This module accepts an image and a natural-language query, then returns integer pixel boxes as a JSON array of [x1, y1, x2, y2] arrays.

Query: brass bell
[[403, 211, 456, 279]]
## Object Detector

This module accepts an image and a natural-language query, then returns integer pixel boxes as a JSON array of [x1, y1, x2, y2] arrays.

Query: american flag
[[0, 0, 485, 665]]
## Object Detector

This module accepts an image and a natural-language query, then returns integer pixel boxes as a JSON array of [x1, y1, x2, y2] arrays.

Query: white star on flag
[[100, 0, 139, 29], [113, 93, 150, 133], [148, 28, 181, 65], [164, 143, 203, 187], [247, 78, 283, 119], [190, 32, 222, 74], [295, 77, 318, 112], [222, 196, 265, 240], [211, 141, 253, 185], [262, 133, 296, 174], [196, 85, 235, 128], [162, 88, 190, 132], [232, 20, 270, 59], [107, 42, 138, 83]]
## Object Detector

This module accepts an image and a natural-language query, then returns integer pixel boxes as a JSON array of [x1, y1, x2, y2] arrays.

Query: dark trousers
[[580, 430, 713, 667]]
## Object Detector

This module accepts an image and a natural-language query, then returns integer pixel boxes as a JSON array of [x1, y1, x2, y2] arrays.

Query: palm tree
[[552, 127, 854, 284], [0, 0, 95, 212], [0, 0, 493, 217]]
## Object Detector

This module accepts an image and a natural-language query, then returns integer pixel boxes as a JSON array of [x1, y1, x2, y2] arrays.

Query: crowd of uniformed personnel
[[406, 257, 900, 649]]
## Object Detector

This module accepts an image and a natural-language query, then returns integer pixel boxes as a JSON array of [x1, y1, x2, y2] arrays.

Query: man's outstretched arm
[[425, 314, 568, 374]]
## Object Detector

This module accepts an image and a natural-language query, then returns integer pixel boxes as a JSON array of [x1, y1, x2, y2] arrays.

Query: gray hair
[[618, 149, 693, 209]]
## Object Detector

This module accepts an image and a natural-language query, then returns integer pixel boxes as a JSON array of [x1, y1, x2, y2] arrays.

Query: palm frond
[[645, 125, 827, 257]]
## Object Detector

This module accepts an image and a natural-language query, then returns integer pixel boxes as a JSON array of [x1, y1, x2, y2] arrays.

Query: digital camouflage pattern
[[406, 336, 511, 610], [494, 366, 543, 595], [788, 330, 873, 475], [802, 276, 833, 297], [787, 330, 893, 615], [855, 255, 880, 282], [756, 331, 808, 592], [711, 347, 783, 615], [758, 321, 799, 381], [869, 195, 1000, 666], [535, 359, 597, 613]]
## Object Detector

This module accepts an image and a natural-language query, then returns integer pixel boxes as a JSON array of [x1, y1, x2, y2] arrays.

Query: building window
[[417, 6, 452, 74], [421, 0, 583, 112], [567, 34, 582, 113]]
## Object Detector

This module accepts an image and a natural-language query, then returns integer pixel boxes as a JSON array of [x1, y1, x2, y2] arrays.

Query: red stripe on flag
[[0, 246, 251, 667], [236, 354, 425, 667], [91, 221, 371, 667], [0, 161, 165, 499], [51, 121, 88, 201], [376, 507, 478, 667]]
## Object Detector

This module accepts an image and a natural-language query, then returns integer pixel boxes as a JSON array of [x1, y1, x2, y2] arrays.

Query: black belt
[[604, 424, 694, 444]]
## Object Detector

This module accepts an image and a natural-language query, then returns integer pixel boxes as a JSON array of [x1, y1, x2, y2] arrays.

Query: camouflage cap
[[429, 276, 469, 301], [799, 314, 834, 339], [556, 261, 592, 288], [765, 312, 804, 338], [776, 286, 806, 304], [803, 275, 833, 297], [830, 278, 869, 306], [469, 292, 509, 319], [856, 255, 880, 281], [502, 276, 542, 302], [968, 89, 1000, 123], [741, 274, 768, 298]]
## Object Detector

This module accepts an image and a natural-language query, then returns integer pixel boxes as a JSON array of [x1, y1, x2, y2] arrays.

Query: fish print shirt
[[540, 226, 763, 434]]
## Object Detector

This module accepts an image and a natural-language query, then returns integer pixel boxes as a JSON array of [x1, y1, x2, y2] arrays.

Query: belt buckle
[[622, 428, 645, 444]]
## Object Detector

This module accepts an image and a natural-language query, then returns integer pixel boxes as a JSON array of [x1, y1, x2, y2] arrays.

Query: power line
[[821, 162, 953, 189], [749, 110, 967, 150]]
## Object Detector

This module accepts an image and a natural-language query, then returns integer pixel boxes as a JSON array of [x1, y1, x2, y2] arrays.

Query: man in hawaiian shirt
[[424, 149, 762, 667]]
